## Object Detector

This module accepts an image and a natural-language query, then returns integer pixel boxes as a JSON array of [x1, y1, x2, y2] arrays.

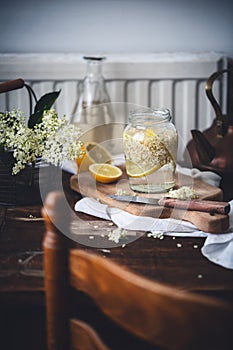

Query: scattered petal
[[99, 249, 111, 254], [147, 231, 164, 239], [115, 189, 130, 196]]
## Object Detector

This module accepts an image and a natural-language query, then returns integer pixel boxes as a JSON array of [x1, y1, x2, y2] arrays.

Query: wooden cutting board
[[70, 169, 229, 234]]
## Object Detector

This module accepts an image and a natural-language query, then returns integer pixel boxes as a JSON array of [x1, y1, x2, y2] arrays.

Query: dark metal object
[[186, 68, 233, 201], [0, 78, 37, 115]]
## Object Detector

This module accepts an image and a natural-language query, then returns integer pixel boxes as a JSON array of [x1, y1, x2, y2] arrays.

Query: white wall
[[0, 0, 233, 55]]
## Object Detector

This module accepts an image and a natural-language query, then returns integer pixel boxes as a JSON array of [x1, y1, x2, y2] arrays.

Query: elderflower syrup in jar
[[123, 108, 178, 193]]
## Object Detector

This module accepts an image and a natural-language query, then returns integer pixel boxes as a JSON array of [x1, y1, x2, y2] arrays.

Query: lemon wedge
[[76, 142, 112, 172], [125, 160, 162, 178], [89, 163, 122, 184], [145, 128, 155, 137]]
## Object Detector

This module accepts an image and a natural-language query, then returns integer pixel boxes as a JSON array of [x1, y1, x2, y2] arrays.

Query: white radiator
[[0, 53, 230, 155]]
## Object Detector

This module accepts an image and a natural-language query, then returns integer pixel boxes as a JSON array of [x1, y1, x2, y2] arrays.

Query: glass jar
[[123, 108, 178, 193]]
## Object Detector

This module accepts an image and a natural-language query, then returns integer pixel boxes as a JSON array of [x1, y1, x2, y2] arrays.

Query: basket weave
[[0, 152, 43, 206]]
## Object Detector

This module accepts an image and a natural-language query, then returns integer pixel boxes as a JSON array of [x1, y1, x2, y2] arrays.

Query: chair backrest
[[42, 191, 233, 350]]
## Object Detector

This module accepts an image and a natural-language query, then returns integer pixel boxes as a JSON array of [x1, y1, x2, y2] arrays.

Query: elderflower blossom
[[108, 227, 128, 244], [0, 109, 83, 174], [43, 123, 83, 166], [166, 186, 198, 200]]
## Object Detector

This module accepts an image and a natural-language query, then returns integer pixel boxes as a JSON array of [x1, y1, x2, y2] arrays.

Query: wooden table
[[1, 171, 233, 349]]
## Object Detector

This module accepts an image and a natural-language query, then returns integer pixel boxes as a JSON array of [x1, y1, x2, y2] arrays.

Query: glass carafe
[[73, 56, 115, 147]]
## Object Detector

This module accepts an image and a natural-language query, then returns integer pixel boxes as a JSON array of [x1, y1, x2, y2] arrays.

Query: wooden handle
[[170, 209, 229, 233], [159, 198, 230, 215], [0, 78, 25, 93]]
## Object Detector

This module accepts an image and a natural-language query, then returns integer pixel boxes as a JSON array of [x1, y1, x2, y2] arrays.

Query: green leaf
[[34, 90, 61, 113], [28, 110, 44, 129], [28, 90, 61, 128]]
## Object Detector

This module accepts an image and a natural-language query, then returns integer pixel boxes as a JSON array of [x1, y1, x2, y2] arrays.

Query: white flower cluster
[[123, 136, 170, 170], [0, 109, 83, 174], [108, 227, 128, 244], [123, 129, 177, 173], [166, 186, 198, 200]]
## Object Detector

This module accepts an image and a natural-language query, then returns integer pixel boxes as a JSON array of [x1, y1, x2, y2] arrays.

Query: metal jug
[[186, 69, 233, 201]]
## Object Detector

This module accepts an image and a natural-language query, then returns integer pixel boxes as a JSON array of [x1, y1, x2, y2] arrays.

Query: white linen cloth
[[62, 159, 78, 174], [74, 166, 233, 269]]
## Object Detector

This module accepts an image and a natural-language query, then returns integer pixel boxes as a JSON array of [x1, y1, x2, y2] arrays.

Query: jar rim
[[129, 107, 171, 123]]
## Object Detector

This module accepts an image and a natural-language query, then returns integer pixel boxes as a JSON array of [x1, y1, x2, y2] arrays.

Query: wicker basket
[[0, 152, 43, 205]]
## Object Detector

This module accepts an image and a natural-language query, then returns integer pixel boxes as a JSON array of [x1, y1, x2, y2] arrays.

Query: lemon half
[[76, 142, 112, 172], [89, 163, 122, 184]]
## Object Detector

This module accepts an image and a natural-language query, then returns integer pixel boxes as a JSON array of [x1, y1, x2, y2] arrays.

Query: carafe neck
[[84, 56, 105, 80]]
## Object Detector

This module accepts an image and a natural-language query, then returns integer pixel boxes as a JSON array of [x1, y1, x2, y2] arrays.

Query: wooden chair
[[42, 191, 233, 350]]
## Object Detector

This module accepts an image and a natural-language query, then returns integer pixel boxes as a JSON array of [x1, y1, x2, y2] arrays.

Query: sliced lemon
[[145, 128, 155, 137], [125, 160, 162, 178], [76, 142, 112, 172], [89, 163, 122, 184], [124, 129, 176, 179]]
